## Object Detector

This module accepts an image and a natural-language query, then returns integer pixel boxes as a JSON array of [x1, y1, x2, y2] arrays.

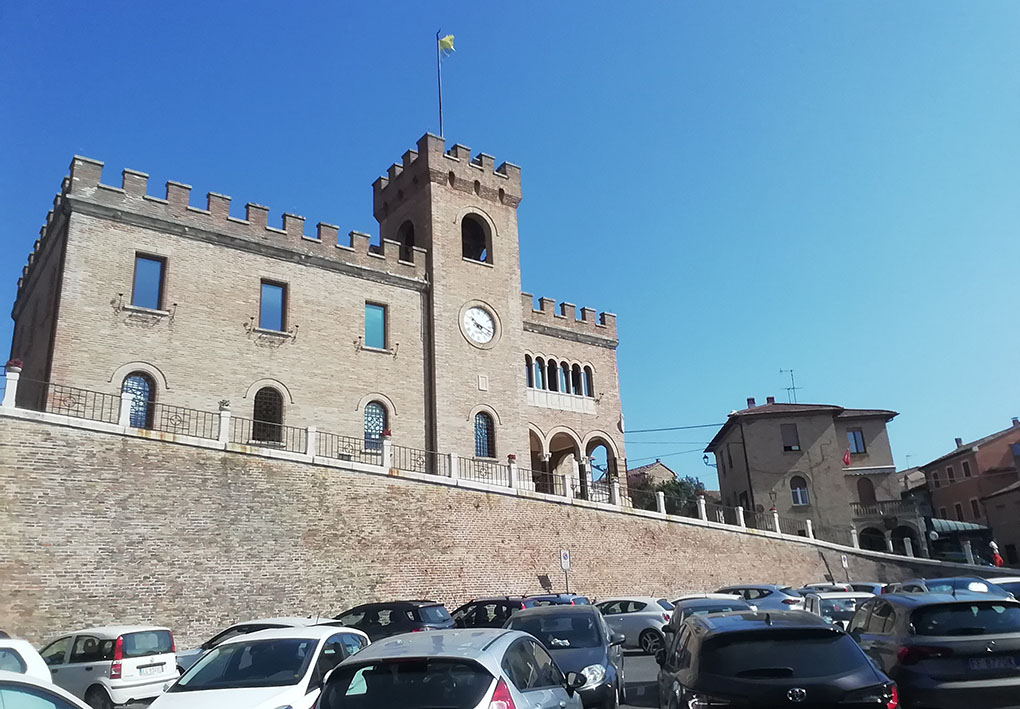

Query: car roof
[[597, 596, 665, 605], [880, 592, 1019, 607], [511, 605, 599, 618], [239, 616, 336, 626], [0, 638, 40, 653], [464, 597, 525, 603], [690, 610, 833, 636], [62, 625, 171, 639], [987, 576, 1020, 584], [807, 592, 874, 599], [672, 593, 741, 602], [336, 629, 522, 673], [718, 584, 788, 592], [675, 598, 751, 608], [0, 671, 88, 707], [342, 600, 442, 611], [226, 625, 369, 645]]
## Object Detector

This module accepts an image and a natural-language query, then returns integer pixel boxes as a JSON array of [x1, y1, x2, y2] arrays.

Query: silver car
[[714, 584, 805, 611], [803, 591, 873, 629], [595, 596, 673, 654], [317, 628, 585, 709]]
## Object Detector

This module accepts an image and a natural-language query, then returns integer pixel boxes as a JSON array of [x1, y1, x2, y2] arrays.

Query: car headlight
[[580, 664, 606, 687]]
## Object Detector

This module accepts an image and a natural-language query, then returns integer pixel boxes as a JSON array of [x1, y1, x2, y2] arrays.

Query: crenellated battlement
[[520, 292, 617, 342], [372, 133, 522, 221], [14, 156, 429, 301]]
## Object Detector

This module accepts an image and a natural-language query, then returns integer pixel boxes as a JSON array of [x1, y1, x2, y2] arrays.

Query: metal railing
[[777, 514, 806, 537], [577, 479, 613, 504], [743, 508, 773, 532], [19, 378, 120, 424], [317, 432, 382, 465], [705, 502, 740, 526], [526, 468, 567, 496], [458, 457, 510, 486], [231, 416, 307, 454], [661, 494, 699, 518], [149, 402, 219, 440], [814, 524, 856, 548], [392, 445, 449, 476], [628, 487, 658, 512], [851, 499, 919, 518]]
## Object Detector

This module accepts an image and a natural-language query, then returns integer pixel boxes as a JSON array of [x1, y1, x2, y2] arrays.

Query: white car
[[175, 616, 341, 673], [39, 625, 178, 708], [802, 592, 874, 629], [0, 670, 92, 708], [669, 592, 743, 604], [594, 596, 673, 654], [150, 625, 369, 709], [987, 576, 1020, 599], [0, 637, 51, 682]]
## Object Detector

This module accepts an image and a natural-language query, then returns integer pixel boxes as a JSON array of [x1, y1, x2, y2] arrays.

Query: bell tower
[[373, 134, 528, 461]]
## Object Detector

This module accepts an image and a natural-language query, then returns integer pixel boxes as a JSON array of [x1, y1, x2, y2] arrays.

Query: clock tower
[[373, 134, 529, 461]]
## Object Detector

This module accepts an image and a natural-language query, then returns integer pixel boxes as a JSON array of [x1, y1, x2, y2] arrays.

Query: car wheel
[[639, 629, 664, 655], [85, 687, 113, 709]]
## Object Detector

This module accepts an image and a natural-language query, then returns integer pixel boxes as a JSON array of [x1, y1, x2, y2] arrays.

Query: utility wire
[[627, 447, 707, 464], [626, 422, 726, 434]]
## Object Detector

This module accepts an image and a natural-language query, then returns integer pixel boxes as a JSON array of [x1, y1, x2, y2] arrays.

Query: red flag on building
[[843, 448, 852, 466]]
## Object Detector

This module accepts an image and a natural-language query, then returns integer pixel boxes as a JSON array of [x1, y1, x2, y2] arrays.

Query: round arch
[[467, 403, 502, 426], [582, 431, 621, 460], [891, 524, 920, 555], [356, 392, 398, 417], [527, 423, 548, 457], [243, 378, 295, 404], [454, 205, 498, 240], [858, 527, 886, 552], [108, 361, 170, 392]]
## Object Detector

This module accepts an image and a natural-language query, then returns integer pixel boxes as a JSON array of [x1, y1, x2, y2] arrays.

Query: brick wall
[[1, 416, 994, 647]]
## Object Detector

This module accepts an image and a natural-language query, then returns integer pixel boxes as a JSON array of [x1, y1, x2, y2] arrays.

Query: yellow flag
[[439, 34, 455, 57]]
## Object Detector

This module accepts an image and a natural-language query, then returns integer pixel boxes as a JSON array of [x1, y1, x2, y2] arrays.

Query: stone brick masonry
[[0, 416, 991, 647]]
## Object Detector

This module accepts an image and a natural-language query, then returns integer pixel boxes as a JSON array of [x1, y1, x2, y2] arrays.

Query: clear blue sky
[[3, 2, 1018, 488]]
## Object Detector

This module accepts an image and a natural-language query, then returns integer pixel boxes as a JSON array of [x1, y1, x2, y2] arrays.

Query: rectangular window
[[962, 461, 972, 478], [131, 254, 165, 310], [938, 506, 947, 519], [781, 424, 801, 452], [946, 466, 956, 484], [970, 499, 981, 519], [954, 503, 964, 522], [932, 471, 941, 488], [847, 429, 866, 454], [259, 280, 286, 331], [364, 303, 387, 350]]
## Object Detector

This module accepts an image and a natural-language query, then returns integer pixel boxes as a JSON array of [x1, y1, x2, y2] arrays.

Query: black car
[[505, 605, 625, 708], [452, 596, 527, 628], [656, 610, 897, 708], [663, 597, 753, 644], [334, 600, 454, 641], [849, 592, 1020, 708]]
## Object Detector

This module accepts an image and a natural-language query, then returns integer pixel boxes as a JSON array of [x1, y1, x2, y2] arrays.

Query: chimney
[[766, 396, 776, 405], [746, 397, 756, 408], [955, 437, 963, 448], [1013, 417, 1019, 427]]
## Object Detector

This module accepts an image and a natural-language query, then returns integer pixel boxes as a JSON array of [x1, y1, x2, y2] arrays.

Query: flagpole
[[436, 29, 444, 138]]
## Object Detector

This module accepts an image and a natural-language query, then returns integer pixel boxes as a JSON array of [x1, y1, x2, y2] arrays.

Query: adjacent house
[[980, 443, 1020, 566]]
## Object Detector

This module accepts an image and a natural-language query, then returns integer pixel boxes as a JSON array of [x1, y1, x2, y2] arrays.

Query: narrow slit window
[[131, 254, 166, 310], [583, 366, 594, 398], [259, 281, 286, 332], [365, 303, 387, 350], [525, 356, 534, 388]]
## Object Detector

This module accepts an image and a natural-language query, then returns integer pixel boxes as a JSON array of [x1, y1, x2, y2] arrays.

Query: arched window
[[252, 387, 283, 442], [461, 214, 492, 263], [397, 220, 415, 262], [560, 363, 570, 393], [474, 412, 495, 458], [583, 366, 594, 398], [364, 401, 387, 451], [121, 372, 155, 429], [570, 364, 582, 396], [857, 477, 877, 506], [525, 355, 534, 388], [547, 359, 559, 392], [535, 357, 545, 390], [790, 475, 809, 505]]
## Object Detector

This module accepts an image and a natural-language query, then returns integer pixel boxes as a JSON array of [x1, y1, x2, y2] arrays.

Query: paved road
[[622, 650, 658, 708]]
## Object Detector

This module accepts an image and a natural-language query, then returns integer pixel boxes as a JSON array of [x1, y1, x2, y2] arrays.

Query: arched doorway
[[858, 527, 885, 552], [857, 478, 877, 506], [549, 431, 582, 497], [891, 525, 918, 556], [252, 387, 283, 442]]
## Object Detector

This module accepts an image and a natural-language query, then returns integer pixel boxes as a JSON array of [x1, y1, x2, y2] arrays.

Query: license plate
[[139, 664, 164, 676], [968, 656, 1017, 671]]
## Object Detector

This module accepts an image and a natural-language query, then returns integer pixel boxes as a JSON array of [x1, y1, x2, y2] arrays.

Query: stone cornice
[[523, 320, 618, 349]]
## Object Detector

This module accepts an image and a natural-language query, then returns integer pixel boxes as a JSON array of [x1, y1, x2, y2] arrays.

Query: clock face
[[462, 306, 496, 344]]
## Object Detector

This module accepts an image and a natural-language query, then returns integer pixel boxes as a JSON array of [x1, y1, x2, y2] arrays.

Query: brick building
[[8, 133, 625, 494], [705, 397, 926, 555]]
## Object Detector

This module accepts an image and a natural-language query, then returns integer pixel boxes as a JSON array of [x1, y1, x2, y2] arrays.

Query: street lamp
[[702, 454, 716, 468]]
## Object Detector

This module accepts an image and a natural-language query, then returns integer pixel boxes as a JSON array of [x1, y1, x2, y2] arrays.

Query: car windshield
[[169, 638, 317, 691], [703, 630, 864, 678], [418, 606, 452, 624], [911, 602, 1020, 636], [657, 599, 674, 611], [319, 659, 493, 709], [121, 630, 174, 658], [820, 598, 863, 621], [507, 614, 602, 649]]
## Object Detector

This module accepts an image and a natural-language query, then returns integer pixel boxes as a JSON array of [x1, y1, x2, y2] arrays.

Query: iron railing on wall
[[317, 432, 382, 465], [231, 416, 307, 454], [149, 402, 220, 440], [526, 468, 567, 496], [391, 445, 449, 476], [19, 379, 120, 425], [458, 457, 510, 486], [814, 524, 856, 548]]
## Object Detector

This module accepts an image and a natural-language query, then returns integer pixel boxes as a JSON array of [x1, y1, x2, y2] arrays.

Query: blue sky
[[2, 2, 1018, 488]]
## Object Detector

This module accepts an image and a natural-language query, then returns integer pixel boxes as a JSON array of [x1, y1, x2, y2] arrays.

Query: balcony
[[851, 499, 920, 519]]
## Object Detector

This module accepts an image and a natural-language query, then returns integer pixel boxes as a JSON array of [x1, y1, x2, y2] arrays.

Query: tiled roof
[[626, 460, 677, 479], [920, 423, 1020, 470], [705, 402, 898, 451], [981, 480, 1020, 502]]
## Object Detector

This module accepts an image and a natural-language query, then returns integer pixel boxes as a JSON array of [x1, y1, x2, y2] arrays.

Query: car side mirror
[[610, 633, 626, 646], [655, 649, 667, 667], [564, 671, 586, 696]]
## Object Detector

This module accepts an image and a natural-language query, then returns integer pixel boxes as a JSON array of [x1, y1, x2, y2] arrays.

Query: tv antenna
[[780, 368, 801, 403]]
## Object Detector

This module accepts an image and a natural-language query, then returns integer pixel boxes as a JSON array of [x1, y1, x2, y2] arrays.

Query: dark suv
[[452, 597, 528, 628], [849, 592, 1020, 708], [656, 610, 897, 708], [333, 600, 454, 641]]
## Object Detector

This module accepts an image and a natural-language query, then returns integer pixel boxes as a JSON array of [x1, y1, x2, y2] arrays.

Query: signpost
[[560, 549, 571, 593]]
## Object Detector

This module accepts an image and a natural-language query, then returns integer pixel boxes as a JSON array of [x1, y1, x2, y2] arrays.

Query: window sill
[[124, 304, 170, 317], [254, 327, 293, 339], [783, 448, 802, 453], [361, 345, 393, 355], [462, 257, 494, 268]]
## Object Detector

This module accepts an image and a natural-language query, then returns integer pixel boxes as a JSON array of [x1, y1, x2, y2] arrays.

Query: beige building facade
[[706, 397, 927, 555], [9, 134, 625, 492]]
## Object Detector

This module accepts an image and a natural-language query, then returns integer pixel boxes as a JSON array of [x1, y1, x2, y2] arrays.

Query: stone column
[[735, 506, 745, 528], [772, 510, 781, 533], [306, 426, 318, 459], [1, 363, 21, 409], [903, 537, 914, 558], [508, 457, 519, 490], [449, 452, 459, 480], [611, 482, 621, 507], [118, 391, 136, 428], [851, 527, 860, 549], [217, 401, 231, 443], [656, 491, 666, 516], [562, 473, 573, 499], [884, 531, 895, 553], [805, 519, 815, 539], [697, 495, 708, 521], [963, 540, 975, 565], [381, 434, 392, 469]]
